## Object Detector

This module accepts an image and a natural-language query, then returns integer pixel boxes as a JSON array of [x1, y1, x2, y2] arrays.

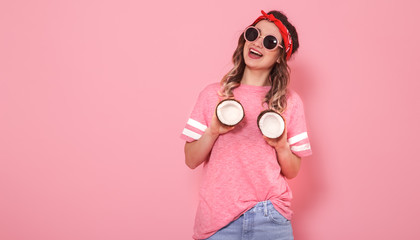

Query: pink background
[[1, 0, 419, 239]]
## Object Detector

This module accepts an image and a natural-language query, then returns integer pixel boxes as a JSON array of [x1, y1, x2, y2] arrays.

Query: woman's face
[[243, 20, 282, 71]]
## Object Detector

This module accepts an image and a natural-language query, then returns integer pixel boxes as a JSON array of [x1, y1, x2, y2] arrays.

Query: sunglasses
[[243, 26, 283, 51]]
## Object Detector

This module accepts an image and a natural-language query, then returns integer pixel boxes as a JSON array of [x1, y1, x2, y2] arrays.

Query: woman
[[180, 10, 312, 240]]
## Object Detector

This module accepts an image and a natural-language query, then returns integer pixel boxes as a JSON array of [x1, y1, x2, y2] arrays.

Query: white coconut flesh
[[259, 112, 285, 138], [216, 100, 244, 126]]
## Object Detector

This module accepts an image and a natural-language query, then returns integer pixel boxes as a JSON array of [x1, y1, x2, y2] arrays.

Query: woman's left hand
[[263, 123, 289, 152]]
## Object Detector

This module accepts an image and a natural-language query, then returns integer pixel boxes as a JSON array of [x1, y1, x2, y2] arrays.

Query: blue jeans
[[204, 200, 293, 240]]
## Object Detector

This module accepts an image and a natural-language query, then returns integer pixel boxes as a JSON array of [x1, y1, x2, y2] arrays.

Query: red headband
[[252, 10, 293, 60]]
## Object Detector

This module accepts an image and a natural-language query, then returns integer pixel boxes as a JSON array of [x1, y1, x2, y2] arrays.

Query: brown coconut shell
[[257, 109, 285, 138], [215, 99, 245, 127]]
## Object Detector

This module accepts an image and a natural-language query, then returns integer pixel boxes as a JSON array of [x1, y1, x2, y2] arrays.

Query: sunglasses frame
[[243, 26, 284, 51]]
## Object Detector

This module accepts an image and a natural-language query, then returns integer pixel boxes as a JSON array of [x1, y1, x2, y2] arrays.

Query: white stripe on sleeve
[[290, 143, 311, 152], [288, 132, 308, 145], [187, 118, 207, 131], [182, 128, 202, 140]]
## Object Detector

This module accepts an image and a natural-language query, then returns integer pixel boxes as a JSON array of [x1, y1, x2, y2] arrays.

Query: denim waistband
[[250, 200, 273, 216]]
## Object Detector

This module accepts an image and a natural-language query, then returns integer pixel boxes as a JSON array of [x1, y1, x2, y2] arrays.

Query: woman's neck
[[241, 67, 270, 86], [240, 67, 271, 86]]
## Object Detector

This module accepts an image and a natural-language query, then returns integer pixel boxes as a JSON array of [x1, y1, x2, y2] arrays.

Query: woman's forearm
[[184, 129, 219, 169], [185, 113, 236, 169], [275, 144, 301, 179]]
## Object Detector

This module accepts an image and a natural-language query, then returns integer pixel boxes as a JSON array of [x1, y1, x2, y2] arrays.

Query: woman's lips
[[248, 48, 263, 59]]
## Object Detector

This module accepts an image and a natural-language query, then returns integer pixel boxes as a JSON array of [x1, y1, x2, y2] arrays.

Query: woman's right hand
[[208, 112, 236, 137]]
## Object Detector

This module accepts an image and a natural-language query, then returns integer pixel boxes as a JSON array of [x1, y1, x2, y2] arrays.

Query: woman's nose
[[254, 36, 264, 48]]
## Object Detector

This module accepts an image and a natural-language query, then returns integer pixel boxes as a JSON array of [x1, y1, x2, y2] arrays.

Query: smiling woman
[[180, 10, 311, 240], [244, 22, 284, 69]]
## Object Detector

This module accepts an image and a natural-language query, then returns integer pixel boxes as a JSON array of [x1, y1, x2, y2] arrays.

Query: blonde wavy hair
[[218, 11, 298, 114]]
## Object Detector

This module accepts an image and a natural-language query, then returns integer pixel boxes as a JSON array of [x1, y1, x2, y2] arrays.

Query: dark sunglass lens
[[245, 28, 258, 41], [263, 35, 278, 50]]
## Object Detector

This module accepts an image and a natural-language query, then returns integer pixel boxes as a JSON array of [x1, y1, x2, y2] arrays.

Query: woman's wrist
[[205, 126, 220, 139], [275, 141, 290, 153]]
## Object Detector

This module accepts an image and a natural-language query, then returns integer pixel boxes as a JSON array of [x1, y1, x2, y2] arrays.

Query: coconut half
[[216, 99, 245, 126], [257, 110, 285, 138]]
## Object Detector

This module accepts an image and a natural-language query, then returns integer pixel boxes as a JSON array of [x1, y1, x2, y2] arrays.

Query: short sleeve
[[286, 92, 313, 158], [180, 85, 212, 143]]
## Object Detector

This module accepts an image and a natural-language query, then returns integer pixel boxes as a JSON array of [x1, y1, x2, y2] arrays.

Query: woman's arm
[[263, 127, 302, 179], [184, 113, 235, 169], [274, 143, 301, 179]]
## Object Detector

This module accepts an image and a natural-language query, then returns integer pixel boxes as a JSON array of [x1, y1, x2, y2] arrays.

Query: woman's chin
[[244, 62, 270, 71]]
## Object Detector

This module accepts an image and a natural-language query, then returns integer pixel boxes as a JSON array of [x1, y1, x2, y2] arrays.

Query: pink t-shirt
[[180, 83, 312, 240]]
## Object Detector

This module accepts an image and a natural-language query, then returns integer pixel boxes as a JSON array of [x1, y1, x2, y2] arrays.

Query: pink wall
[[1, 0, 419, 239]]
